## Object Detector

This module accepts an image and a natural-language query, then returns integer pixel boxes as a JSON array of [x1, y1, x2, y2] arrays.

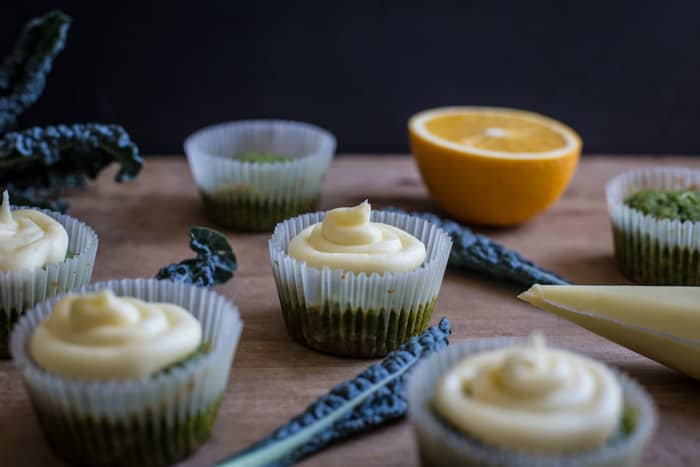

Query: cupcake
[[407, 335, 657, 467], [185, 120, 336, 232], [11, 278, 243, 467], [606, 167, 700, 285], [0, 190, 98, 357], [269, 201, 452, 357]]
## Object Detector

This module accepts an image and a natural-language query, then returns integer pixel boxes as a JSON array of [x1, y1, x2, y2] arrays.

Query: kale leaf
[[0, 124, 143, 211], [0, 10, 71, 134], [215, 318, 451, 467], [3, 185, 68, 212], [156, 226, 237, 287], [0, 11, 143, 211], [391, 209, 569, 286]]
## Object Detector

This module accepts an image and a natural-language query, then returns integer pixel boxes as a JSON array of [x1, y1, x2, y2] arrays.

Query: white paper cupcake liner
[[269, 210, 452, 357], [0, 208, 98, 357], [606, 167, 700, 284], [185, 120, 336, 231], [11, 278, 243, 467], [407, 338, 657, 467]]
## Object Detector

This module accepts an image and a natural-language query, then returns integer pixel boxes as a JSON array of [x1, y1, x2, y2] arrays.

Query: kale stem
[[214, 318, 451, 467], [216, 369, 408, 467]]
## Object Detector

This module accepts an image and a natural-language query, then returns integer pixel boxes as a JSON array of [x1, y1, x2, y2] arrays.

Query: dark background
[[2, 1, 700, 155]]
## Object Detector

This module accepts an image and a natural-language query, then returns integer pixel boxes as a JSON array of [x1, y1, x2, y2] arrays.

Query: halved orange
[[409, 107, 581, 226]]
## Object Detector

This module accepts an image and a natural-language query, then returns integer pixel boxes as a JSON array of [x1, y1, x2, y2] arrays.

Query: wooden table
[[1, 155, 699, 467]]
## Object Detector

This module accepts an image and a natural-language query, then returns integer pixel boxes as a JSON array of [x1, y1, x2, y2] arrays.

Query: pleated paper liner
[[407, 338, 657, 467], [11, 279, 243, 467], [269, 210, 452, 357], [607, 167, 700, 285], [185, 120, 336, 232], [0, 208, 98, 358]]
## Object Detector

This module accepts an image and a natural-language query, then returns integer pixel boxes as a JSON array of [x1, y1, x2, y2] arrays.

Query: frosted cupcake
[[269, 201, 452, 357], [11, 279, 242, 467], [185, 120, 336, 231], [408, 335, 656, 467], [607, 167, 700, 284], [0, 191, 98, 357]]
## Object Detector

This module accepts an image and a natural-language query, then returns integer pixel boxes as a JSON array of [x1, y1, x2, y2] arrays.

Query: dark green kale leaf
[[0, 12, 143, 212], [215, 318, 451, 467], [156, 227, 237, 288], [391, 209, 569, 286], [4, 186, 68, 212], [0, 11, 71, 134], [0, 124, 143, 212]]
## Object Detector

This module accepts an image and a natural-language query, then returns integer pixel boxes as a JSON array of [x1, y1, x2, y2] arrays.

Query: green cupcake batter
[[280, 298, 436, 357], [625, 190, 700, 222], [33, 393, 223, 466], [236, 151, 291, 164]]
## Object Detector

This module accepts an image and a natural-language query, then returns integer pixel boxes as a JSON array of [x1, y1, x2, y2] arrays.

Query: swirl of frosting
[[287, 201, 426, 274], [29, 290, 202, 380], [0, 191, 69, 272], [434, 334, 622, 453]]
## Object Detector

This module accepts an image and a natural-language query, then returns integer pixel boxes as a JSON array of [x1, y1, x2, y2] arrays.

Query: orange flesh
[[424, 114, 569, 154], [410, 108, 581, 226]]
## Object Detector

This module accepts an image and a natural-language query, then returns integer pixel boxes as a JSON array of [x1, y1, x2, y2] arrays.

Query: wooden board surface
[[1, 155, 699, 467]]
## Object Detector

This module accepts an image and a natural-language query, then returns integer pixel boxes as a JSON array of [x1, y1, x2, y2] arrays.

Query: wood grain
[[1, 155, 699, 467]]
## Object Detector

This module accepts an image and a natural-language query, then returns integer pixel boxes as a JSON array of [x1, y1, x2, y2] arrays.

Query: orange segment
[[409, 107, 581, 226]]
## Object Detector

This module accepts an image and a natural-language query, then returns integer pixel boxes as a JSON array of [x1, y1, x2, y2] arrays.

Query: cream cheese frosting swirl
[[434, 334, 622, 453], [30, 290, 202, 380], [0, 191, 69, 272], [287, 201, 426, 274]]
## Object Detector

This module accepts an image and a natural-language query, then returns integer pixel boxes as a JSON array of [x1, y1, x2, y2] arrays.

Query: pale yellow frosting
[[29, 290, 202, 380], [434, 334, 622, 453], [519, 284, 700, 381], [287, 201, 426, 274], [0, 191, 69, 272]]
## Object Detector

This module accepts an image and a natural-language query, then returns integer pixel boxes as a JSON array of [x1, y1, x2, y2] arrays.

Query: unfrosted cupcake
[[11, 278, 243, 467], [269, 201, 452, 357], [185, 120, 336, 232], [407, 335, 656, 467], [606, 167, 700, 285], [0, 191, 98, 357]]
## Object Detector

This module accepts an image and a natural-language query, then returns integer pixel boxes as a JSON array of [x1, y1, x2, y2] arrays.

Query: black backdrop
[[2, 1, 700, 155]]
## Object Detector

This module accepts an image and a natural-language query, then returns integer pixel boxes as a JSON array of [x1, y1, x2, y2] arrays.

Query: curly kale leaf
[[216, 318, 452, 467], [391, 209, 569, 286], [0, 124, 143, 211], [0, 13, 142, 211], [0, 11, 71, 134], [156, 227, 237, 287], [3, 186, 68, 212]]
